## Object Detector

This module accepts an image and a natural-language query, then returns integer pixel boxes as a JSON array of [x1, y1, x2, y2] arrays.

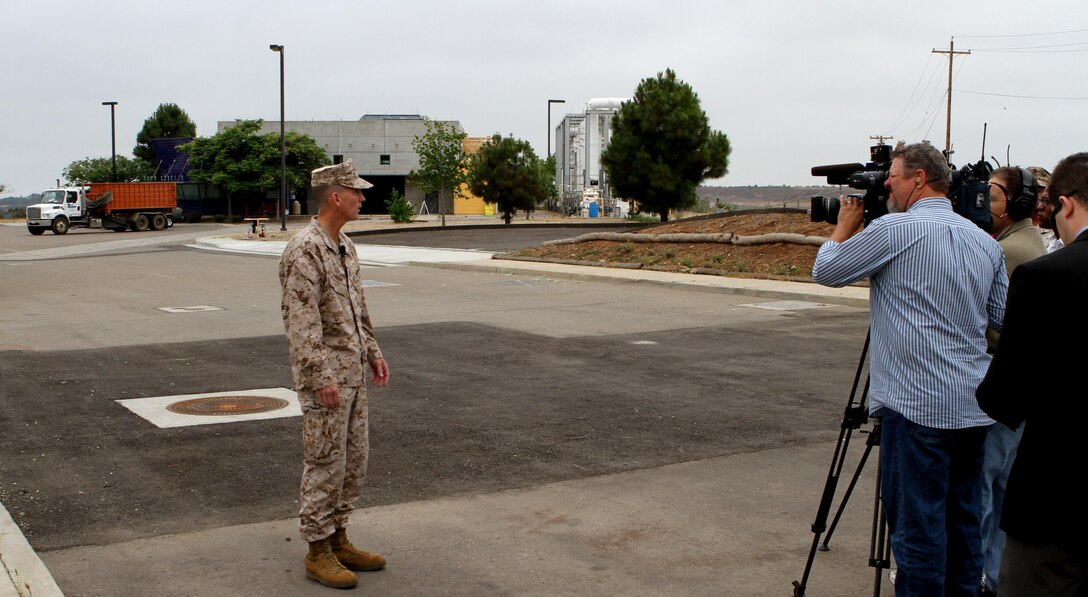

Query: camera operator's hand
[[830, 194, 864, 242]]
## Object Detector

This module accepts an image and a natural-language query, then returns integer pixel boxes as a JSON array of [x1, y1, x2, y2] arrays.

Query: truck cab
[[26, 187, 89, 235]]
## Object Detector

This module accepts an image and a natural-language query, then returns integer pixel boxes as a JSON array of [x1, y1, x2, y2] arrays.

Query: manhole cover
[[167, 395, 289, 416]]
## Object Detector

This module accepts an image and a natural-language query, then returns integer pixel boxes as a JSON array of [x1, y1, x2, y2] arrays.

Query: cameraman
[[812, 142, 1008, 596]]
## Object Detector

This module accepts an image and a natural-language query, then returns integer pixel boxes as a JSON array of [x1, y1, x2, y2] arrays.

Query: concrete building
[[553, 98, 628, 213], [219, 115, 462, 214]]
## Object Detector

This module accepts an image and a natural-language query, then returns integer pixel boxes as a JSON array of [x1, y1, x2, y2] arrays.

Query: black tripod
[[792, 331, 892, 597]]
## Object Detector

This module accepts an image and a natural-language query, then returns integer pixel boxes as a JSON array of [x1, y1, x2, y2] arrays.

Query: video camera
[[810, 144, 892, 227], [810, 143, 994, 232]]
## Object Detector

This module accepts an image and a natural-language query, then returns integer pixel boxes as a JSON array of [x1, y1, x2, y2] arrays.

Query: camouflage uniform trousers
[[298, 385, 369, 543]]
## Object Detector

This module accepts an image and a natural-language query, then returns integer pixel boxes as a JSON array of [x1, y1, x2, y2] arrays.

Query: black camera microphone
[[339, 245, 346, 257]]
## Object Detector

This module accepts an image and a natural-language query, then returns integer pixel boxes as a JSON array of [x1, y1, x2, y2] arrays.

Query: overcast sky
[[3, 0, 1086, 198]]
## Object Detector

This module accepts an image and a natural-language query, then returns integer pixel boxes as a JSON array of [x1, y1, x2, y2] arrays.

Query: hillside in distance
[[697, 185, 839, 209]]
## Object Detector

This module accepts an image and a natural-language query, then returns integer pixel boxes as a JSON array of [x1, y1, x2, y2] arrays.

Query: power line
[[971, 48, 1088, 53], [970, 41, 1088, 51], [956, 28, 1088, 38], [956, 89, 1088, 100], [886, 54, 941, 133], [973, 41, 1088, 50]]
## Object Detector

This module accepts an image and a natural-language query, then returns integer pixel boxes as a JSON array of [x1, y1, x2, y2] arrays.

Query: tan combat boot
[[330, 527, 387, 571], [305, 538, 358, 589]]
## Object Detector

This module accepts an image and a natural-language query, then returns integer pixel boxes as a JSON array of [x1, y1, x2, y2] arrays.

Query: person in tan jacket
[[978, 165, 1047, 595], [280, 159, 390, 589]]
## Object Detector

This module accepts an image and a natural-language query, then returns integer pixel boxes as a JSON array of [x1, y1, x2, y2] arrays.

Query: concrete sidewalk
[[40, 442, 884, 597], [191, 236, 870, 308]]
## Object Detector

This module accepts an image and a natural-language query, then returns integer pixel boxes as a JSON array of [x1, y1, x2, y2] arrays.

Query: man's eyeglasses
[[1046, 190, 1079, 230]]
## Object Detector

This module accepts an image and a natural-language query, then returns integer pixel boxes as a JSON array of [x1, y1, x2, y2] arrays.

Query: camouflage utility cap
[[1027, 166, 1051, 189], [311, 159, 373, 189]]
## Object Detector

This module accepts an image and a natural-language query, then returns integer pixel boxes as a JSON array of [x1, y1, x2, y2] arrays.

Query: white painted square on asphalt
[[740, 301, 828, 311], [117, 387, 301, 429], [157, 305, 224, 314]]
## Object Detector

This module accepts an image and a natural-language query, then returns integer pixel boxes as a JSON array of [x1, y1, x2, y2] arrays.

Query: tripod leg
[[792, 330, 872, 597], [868, 422, 892, 597], [821, 437, 875, 551], [792, 422, 857, 597]]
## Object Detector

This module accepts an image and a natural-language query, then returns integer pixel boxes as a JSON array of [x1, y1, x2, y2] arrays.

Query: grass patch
[[768, 263, 799, 276]]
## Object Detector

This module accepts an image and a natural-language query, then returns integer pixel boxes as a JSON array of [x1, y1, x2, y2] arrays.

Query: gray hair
[[892, 142, 950, 194]]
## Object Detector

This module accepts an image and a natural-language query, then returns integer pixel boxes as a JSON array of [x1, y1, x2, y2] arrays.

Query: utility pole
[[932, 38, 970, 162]]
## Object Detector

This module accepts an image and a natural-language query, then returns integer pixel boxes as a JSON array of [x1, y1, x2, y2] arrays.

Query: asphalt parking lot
[[0, 222, 887, 596]]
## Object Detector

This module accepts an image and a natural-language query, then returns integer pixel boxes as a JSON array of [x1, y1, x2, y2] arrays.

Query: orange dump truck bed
[[87, 182, 177, 213]]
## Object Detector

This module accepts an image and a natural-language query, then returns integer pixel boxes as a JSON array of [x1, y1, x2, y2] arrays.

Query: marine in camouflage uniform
[[279, 159, 390, 589]]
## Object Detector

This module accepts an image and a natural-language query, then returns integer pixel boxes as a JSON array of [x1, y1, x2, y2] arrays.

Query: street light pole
[[102, 101, 118, 182], [270, 44, 287, 231], [547, 99, 565, 158], [547, 99, 565, 213]]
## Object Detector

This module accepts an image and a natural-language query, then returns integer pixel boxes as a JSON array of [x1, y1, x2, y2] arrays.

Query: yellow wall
[[454, 136, 492, 215]]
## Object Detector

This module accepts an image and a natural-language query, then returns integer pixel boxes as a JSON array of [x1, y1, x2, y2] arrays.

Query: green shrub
[[627, 212, 659, 224], [385, 189, 414, 223]]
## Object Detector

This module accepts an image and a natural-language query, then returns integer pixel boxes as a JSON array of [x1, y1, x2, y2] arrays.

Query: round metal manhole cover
[[167, 396, 289, 416]]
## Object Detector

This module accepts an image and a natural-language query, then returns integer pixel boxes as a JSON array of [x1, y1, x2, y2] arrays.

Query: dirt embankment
[[507, 210, 837, 281]]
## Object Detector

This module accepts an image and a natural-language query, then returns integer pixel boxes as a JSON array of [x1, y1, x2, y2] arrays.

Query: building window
[[380, 154, 391, 165], [333, 155, 343, 164]]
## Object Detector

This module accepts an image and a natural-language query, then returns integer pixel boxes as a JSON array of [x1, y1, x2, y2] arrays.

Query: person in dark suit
[[976, 151, 1088, 596]]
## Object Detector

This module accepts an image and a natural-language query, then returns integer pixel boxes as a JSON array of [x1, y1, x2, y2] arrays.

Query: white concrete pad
[[361, 280, 400, 288], [192, 237, 494, 266], [739, 300, 828, 311], [157, 305, 224, 314], [116, 387, 300, 429]]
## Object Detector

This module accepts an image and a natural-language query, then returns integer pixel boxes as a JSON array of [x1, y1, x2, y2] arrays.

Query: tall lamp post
[[547, 99, 565, 212], [102, 101, 118, 182], [270, 44, 287, 231], [546, 99, 565, 157]]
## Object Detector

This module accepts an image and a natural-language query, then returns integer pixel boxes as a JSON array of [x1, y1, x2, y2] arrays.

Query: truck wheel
[[165, 214, 175, 228], [52, 217, 70, 235], [150, 213, 167, 231], [28, 227, 46, 235], [131, 214, 150, 232]]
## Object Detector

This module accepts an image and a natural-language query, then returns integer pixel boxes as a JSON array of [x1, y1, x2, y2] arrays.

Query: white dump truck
[[26, 182, 182, 235]]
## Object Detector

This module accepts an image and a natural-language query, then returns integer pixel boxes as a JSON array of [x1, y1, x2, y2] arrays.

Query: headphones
[[1007, 167, 1038, 220]]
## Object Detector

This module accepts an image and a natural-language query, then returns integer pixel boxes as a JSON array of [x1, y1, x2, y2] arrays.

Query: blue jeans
[[880, 408, 989, 597], [979, 422, 1022, 592]]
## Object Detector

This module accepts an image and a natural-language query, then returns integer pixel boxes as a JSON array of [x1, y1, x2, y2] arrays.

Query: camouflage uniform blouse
[[279, 219, 382, 391]]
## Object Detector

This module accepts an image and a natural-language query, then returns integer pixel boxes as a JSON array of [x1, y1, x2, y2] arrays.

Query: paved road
[[0, 222, 230, 256], [0, 227, 887, 596]]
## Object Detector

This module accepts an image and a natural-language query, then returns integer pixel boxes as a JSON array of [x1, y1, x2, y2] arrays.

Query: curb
[[345, 221, 643, 238], [411, 259, 871, 308], [1, 500, 64, 597]]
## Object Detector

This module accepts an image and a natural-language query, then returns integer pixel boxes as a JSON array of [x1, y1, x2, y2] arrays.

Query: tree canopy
[[63, 156, 154, 183], [601, 69, 731, 222], [133, 103, 198, 162], [407, 119, 467, 212], [466, 134, 549, 224], [180, 120, 327, 213]]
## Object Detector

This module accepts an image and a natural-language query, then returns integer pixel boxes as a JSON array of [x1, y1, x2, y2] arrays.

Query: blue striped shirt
[[813, 198, 1008, 429]]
